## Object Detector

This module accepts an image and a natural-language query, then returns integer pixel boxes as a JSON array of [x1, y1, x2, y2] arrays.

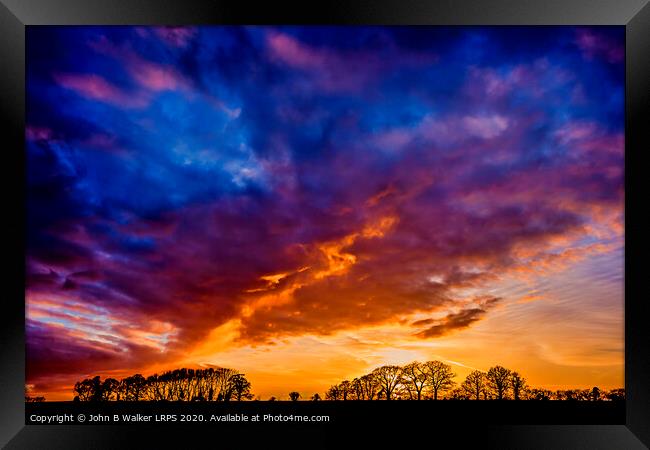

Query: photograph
[[25, 25, 625, 406]]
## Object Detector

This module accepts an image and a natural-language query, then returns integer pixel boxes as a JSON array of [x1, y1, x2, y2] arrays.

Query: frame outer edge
[[625, 1, 650, 448], [0, 0, 648, 25], [0, 1, 26, 449], [0, 1, 647, 448]]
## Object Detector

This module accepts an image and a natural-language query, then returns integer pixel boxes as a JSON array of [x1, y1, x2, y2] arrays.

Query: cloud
[[152, 27, 198, 48], [412, 296, 501, 338], [54, 73, 149, 108], [575, 28, 624, 64], [25, 26, 624, 396], [462, 114, 510, 139], [88, 35, 191, 93], [26, 126, 53, 141], [265, 30, 438, 94], [266, 31, 330, 70]]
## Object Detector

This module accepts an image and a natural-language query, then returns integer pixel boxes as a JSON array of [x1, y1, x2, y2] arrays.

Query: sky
[[25, 26, 625, 400]]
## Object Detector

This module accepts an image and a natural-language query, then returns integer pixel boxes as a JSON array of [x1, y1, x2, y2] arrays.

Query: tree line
[[321, 361, 625, 401], [66, 362, 625, 402], [73, 367, 253, 402]]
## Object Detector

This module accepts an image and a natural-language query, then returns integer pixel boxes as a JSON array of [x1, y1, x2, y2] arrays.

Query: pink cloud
[[26, 126, 53, 141], [370, 129, 413, 151], [266, 31, 329, 70], [554, 121, 624, 157], [129, 61, 188, 92], [266, 31, 437, 94], [266, 32, 367, 93], [83, 133, 117, 149], [89, 36, 190, 93], [573, 132, 625, 160], [462, 114, 510, 139], [371, 113, 512, 152], [54, 73, 149, 108], [464, 66, 527, 101], [554, 121, 598, 145], [153, 27, 198, 48], [79, 133, 133, 155], [575, 29, 624, 63], [465, 59, 574, 103]]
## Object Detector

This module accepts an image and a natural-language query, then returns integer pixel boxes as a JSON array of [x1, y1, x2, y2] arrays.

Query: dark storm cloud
[[414, 297, 502, 338]]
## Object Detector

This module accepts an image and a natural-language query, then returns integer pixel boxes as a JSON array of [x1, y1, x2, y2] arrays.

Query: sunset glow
[[26, 26, 624, 400]]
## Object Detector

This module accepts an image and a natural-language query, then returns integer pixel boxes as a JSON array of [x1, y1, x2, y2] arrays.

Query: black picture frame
[[1, 1, 648, 448]]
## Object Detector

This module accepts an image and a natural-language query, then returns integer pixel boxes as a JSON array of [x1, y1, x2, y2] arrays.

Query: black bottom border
[[24, 400, 624, 425], [13, 401, 643, 449]]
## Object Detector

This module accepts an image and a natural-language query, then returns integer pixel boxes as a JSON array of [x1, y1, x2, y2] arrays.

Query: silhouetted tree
[[510, 372, 527, 400], [73, 367, 253, 402], [401, 362, 428, 400], [72, 376, 119, 402], [555, 389, 576, 401], [338, 380, 352, 400], [605, 388, 625, 401], [120, 374, 146, 401], [71, 362, 621, 403], [449, 387, 469, 400], [577, 389, 592, 401], [529, 388, 553, 400], [590, 387, 601, 401], [73, 376, 98, 402], [101, 378, 120, 401], [565, 389, 581, 401], [359, 373, 379, 400], [325, 385, 341, 400], [350, 378, 363, 400], [25, 386, 45, 402], [230, 374, 253, 401], [486, 366, 511, 400], [424, 360, 456, 400], [462, 371, 487, 400], [372, 365, 402, 401]]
